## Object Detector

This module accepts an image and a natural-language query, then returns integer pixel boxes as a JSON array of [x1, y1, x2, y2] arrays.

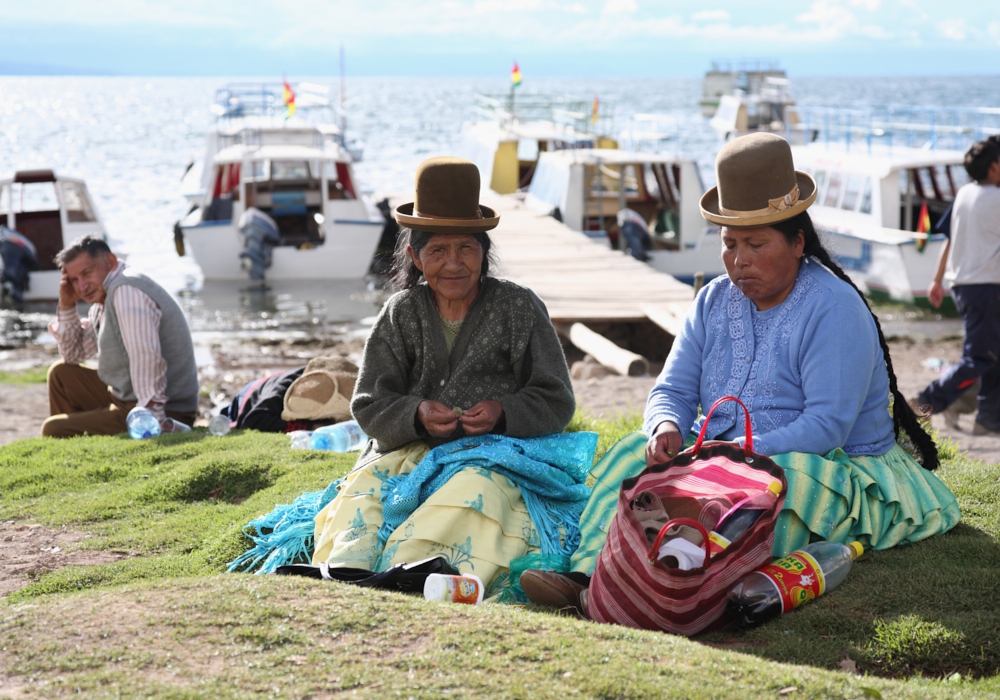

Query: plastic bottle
[[161, 418, 192, 434], [309, 420, 368, 452], [727, 540, 865, 626], [289, 430, 314, 450], [208, 414, 231, 437], [423, 573, 484, 605], [707, 481, 782, 556], [126, 407, 161, 440]]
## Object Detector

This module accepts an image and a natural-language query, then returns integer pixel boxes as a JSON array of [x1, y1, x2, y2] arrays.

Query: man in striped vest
[[42, 236, 199, 438]]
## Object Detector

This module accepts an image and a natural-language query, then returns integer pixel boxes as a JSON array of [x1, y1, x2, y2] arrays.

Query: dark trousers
[[918, 284, 1000, 430]]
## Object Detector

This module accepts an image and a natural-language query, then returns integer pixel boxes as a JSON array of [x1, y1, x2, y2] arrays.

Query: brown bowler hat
[[700, 133, 817, 227], [394, 156, 500, 235]]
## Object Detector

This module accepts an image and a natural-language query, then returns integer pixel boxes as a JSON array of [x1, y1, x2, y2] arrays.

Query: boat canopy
[[212, 143, 349, 166]]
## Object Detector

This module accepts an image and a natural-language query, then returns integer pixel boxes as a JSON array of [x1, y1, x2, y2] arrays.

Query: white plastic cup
[[423, 573, 484, 605]]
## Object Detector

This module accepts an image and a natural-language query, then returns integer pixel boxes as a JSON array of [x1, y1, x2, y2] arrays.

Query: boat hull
[[821, 226, 957, 314], [182, 217, 382, 281]]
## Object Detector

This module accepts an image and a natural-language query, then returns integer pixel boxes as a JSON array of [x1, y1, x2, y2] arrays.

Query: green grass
[[0, 365, 49, 384], [0, 421, 999, 697]]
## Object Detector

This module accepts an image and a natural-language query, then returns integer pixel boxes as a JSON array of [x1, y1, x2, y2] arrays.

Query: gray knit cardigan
[[351, 277, 575, 458]]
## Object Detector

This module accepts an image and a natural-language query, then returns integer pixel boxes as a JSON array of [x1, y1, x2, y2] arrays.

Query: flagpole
[[339, 44, 347, 135]]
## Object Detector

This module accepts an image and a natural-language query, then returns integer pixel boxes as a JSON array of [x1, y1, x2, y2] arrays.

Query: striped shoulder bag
[[587, 396, 787, 636]]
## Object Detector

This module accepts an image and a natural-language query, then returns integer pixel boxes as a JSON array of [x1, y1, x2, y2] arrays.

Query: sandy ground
[[2, 334, 998, 598]]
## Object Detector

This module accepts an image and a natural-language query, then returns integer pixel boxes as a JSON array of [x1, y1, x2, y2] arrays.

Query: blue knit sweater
[[644, 259, 896, 457]]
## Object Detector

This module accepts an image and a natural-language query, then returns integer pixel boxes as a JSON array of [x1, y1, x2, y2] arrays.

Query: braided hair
[[771, 211, 940, 471]]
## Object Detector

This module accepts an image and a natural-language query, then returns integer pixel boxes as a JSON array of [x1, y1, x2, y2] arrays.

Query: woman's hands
[[417, 400, 460, 438], [646, 420, 684, 466], [460, 400, 504, 436], [417, 399, 505, 438]]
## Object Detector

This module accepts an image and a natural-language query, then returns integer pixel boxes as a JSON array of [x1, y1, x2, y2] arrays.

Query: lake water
[[1, 74, 996, 342]]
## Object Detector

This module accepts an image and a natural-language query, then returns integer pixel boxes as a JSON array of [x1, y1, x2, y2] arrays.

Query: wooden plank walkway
[[484, 194, 694, 331]]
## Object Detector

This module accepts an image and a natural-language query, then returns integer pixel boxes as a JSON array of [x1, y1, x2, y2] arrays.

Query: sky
[[0, 0, 997, 77]]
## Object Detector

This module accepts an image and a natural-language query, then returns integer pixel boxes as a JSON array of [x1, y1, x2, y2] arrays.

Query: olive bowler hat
[[700, 133, 817, 227], [394, 156, 500, 234]]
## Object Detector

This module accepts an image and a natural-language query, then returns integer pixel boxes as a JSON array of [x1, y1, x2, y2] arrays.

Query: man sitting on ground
[[42, 236, 199, 438]]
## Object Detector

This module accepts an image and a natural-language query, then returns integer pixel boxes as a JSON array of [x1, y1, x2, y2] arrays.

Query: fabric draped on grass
[[229, 431, 597, 575], [227, 478, 343, 574], [377, 432, 597, 557]]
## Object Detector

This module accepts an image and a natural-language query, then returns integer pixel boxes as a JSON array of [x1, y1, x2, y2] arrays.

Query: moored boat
[[0, 169, 108, 302], [524, 148, 726, 285]]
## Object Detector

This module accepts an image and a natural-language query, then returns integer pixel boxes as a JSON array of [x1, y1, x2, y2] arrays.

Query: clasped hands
[[418, 399, 503, 438]]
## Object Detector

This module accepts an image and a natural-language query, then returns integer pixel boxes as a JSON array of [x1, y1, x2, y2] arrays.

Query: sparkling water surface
[[0, 74, 996, 339]]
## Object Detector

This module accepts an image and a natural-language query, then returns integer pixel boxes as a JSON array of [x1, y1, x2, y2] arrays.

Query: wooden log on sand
[[568, 323, 649, 377]]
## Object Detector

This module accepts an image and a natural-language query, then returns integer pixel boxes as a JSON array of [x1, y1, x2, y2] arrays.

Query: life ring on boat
[[173, 221, 185, 257]]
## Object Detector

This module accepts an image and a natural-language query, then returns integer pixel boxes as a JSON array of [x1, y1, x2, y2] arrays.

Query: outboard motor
[[238, 207, 280, 281], [616, 208, 652, 262], [0, 226, 38, 306]]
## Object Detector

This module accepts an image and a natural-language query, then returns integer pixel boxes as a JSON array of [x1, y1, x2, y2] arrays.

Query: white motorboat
[[0, 169, 108, 301], [176, 141, 383, 281], [463, 93, 617, 195], [524, 148, 726, 286], [792, 143, 969, 310], [176, 81, 382, 281], [699, 60, 788, 118], [710, 78, 816, 144]]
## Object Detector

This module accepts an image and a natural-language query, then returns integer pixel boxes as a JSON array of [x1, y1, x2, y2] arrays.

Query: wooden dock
[[485, 194, 694, 337]]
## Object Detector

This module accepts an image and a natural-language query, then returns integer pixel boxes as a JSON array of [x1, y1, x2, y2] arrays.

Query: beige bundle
[[281, 356, 359, 422]]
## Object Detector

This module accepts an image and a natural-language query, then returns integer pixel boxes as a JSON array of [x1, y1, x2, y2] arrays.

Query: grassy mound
[[1, 421, 999, 696]]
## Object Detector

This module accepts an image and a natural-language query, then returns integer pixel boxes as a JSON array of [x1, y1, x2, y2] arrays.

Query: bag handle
[[693, 395, 754, 462], [646, 517, 711, 569]]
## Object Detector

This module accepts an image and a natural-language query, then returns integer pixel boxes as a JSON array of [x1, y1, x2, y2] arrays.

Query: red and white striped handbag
[[587, 396, 787, 636]]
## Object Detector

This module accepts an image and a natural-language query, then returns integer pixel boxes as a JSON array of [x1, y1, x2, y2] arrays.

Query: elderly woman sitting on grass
[[310, 157, 590, 593]]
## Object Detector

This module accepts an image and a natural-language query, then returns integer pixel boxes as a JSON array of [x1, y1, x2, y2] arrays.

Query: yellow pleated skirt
[[312, 442, 541, 593]]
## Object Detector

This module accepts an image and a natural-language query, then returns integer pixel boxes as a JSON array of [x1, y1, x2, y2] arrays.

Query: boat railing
[[793, 104, 1000, 154], [618, 114, 678, 152], [473, 93, 614, 136], [211, 82, 346, 126]]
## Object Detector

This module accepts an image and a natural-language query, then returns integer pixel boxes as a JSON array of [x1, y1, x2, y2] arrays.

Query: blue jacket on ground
[[644, 258, 895, 457]]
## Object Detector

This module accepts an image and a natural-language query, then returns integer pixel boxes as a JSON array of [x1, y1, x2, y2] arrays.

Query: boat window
[[517, 139, 540, 163], [249, 160, 269, 180], [859, 178, 872, 214], [823, 172, 843, 207], [272, 161, 310, 181], [62, 182, 96, 222], [933, 165, 953, 199], [0, 185, 8, 215], [916, 168, 935, 200], [813, 170, 827, 202], [11, 182, 60, 213], [642, 164, 661, 199], [622, 165, 640, 197], [841, 174, 866, 212], [948, 164, 970, 192]]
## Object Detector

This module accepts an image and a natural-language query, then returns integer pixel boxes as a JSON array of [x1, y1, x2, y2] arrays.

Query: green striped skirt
[[570, 432, 961, 576]]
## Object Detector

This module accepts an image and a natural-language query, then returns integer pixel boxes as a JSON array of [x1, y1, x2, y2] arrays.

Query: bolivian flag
[[283, 80, 296, 120], [916, 201, 931, 252], [591, 95, 599, 125], [511, 62, 522, 88]]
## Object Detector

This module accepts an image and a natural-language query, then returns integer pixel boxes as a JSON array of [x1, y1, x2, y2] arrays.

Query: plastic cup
[[423, 574, 484, 605]]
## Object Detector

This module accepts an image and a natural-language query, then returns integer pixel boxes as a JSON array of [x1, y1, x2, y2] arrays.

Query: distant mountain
[[0, 62, 113, 76]]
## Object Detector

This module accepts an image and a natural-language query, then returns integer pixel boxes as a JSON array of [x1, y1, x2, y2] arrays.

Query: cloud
[[849, 0, 879, 10], [602, 0, 637, 15], [563, 2, 588, 13], [938, 17, 967, 41], [692, 9, 730, 22], [989, 21, 1000, 44]]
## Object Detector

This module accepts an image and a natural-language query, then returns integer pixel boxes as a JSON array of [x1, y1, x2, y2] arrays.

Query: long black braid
[[772, 211, 940, 470]]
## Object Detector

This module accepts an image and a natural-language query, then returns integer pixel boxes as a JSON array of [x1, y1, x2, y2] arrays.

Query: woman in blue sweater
[[522, 133, 960, 612]]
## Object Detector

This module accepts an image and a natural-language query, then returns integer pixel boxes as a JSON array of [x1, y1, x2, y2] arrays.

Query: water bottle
[[727, 540, 865, 626], [708, 481, 782, 555], [208, 414, 231, 436], [289, 430, 313, 450], [161, 418, 192, 434], [126, 407, 161, 440], [309, 420, 368, 452]]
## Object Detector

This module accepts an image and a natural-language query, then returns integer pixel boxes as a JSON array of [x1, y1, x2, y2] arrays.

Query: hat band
[[412, 207, 484, 221], [718, 183, 800, 217]]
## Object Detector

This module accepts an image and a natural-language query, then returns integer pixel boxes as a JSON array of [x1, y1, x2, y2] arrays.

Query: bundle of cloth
[[221, 356, 358, 433]]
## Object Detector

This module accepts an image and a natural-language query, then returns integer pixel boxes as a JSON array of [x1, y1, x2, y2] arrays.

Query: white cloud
[[849, 0, 879, 10], [602, 0, 638, 15], [796, 0, 861, 39], [692, 9, 730, 22], [563, 2, 589, 13], [989, 21, 1000, 44], [938, 17, 967, 41]]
